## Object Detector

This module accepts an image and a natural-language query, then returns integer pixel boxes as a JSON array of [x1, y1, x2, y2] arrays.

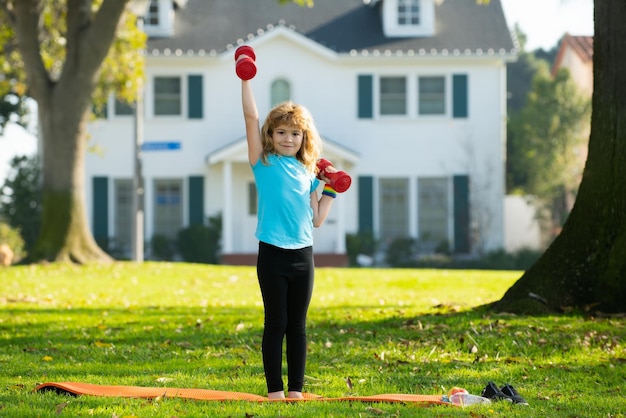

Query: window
[[398, 0, 420, 26], [380, 76, 407, 115], [146, 0, 159, 25], [418, 177, 449, 252], [114, 98, 134, 116], [248, 182, 257, 215], [154, 76, 181, 116], [418, 76, 445, 115], [379, 178, 409, 240], [271, 79, 291, 107], [153, 179, 183, 238], [114, 179, 133, 255]]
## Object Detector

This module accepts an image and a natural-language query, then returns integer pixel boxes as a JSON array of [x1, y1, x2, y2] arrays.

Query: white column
[[222, 161, 233, 253], [409, 176, 417, 239], [335, 161, 347, 253]]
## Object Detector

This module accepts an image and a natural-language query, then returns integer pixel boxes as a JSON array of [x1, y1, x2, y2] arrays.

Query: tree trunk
[[32, 103, 112, 263], [9, 0, 128, 263], [493, 0, 626, 314]]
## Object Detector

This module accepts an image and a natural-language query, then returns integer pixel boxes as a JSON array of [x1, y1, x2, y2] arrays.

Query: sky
[[500, 0, 594, 51], [0, 0, 596, 185]]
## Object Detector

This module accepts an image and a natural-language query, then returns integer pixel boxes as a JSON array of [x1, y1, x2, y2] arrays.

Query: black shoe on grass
[[501, 383, 529, 406], [480, 381, 513, 403]]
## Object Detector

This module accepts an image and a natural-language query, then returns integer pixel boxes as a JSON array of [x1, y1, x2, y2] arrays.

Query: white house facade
[[85, 0, 517, 265]]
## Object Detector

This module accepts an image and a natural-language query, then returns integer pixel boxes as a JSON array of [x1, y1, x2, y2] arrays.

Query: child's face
[[271, 124, 303, 157]]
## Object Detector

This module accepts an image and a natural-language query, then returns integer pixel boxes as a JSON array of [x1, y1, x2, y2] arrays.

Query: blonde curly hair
[[260, 101, 322, 174]]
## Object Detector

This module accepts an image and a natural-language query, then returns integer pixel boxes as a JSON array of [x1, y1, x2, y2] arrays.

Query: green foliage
[[0, 3, 145, 126], [385, 237, 417, 267], [150, 234, 175, 261], [177, 213, 222, 264], [0, 221, 25, 263], [1, 263, 625, 417], [506, 27, 551, 114], [507, 64, 591, 199], [345, 230, 377, 266], [0, 155, 41, 253]]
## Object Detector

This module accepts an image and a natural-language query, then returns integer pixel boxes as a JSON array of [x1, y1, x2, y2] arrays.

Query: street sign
[[141, 141, 181, 151]]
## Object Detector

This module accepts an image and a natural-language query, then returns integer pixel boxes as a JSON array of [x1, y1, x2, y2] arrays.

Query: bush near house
[[0, 222, 26, 264]]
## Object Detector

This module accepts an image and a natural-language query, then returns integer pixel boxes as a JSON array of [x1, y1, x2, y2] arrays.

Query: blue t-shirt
[[252, 154, 320, 249]]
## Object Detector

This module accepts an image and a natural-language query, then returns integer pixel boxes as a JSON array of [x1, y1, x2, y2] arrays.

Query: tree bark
[[494, 0, 626, 314], [9, 0, 129, 263]]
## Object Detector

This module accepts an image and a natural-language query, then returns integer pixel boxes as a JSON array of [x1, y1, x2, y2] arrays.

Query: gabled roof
[[206, 136, 360, 166], [147, 0, 516, 57], [552, 33, 594, 76]]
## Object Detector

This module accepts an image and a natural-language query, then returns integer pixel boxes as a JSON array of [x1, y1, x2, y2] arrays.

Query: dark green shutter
[[188, 176, 204, 225], [358, 75, 373, 119], [358, 176, 374, 233], [453, 175, 470, 253], [93, 176, 109, 241], [188, 75, 203, 119], [452, 74, 468, 118]]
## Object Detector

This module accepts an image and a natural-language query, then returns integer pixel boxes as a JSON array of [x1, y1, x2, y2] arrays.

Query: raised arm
[[242, 80, 263, 165]]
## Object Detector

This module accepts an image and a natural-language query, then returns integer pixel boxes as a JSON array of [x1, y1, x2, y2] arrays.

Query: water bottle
[[447, 387, 492, 406], [450, 392, 492, 406]]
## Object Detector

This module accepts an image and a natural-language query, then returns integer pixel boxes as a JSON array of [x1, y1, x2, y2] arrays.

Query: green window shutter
[[187, 75, 203, 119], [358, 74, 373, 119], [453, 175, 470, 253], [452, 74, 468, 118], [93, 177, 109, 241], [188, 176, 204, 225], [358, 176, 374, 233]]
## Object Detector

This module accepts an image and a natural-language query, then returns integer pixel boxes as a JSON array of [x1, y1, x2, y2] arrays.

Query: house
[[552, 33, 593, 97], [85, 0, 517, 265]]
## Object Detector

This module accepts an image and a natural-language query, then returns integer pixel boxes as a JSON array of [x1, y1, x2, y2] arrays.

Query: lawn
[[1, 262, 624, 417]]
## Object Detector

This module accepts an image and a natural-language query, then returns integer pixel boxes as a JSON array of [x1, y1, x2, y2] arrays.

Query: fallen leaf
[[366, 406, 385, 415], [94, 341, 112, 348], [55, 402, 67, 415], [345, 377, 353, 390], [42, 356, 53, 362]]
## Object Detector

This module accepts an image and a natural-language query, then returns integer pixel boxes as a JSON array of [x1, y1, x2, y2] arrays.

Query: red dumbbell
[[234, 45, 257, 80], [317, 159, 352, 193]]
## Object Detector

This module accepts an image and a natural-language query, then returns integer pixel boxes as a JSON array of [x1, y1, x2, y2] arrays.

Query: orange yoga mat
[[35, 382, 450, 406]]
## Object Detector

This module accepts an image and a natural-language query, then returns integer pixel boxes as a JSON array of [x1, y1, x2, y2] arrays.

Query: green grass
[[1, 262, 625, 417]]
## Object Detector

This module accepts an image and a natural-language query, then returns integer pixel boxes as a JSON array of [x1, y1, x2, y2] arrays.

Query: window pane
[[418, 177, 449, 252], [114, 179, 133, 256], [380, 77, 406, 115], [419, 76, 445, 115], [379, 178, 409, 240], [271, 79, 291, 107], [154, 77, 181, 116], [147, 0, 159, 25], [248, 182, 257, 215], [398, 0, 420, 25], [114, 98, 134, 116], [153, 179, 183, 239]]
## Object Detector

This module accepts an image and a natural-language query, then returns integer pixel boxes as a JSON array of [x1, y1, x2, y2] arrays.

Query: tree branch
[[61, 0, 127, 91], [11, 0, 50, 102]]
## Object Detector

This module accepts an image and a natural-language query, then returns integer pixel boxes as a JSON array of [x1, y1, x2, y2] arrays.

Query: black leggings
[[257, 241, 314, 393]]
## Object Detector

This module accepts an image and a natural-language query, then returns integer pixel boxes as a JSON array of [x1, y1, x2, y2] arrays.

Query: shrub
[[385, 237, 416, 267], [177, 213, 222, 264], [0, 155, 41, 254], [150, 234, 175, 261], [0, 222, 26, 264], [345, 231, 377, 266]]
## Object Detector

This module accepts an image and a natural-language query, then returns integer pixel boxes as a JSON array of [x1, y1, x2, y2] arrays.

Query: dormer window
[[143, 0, 175, 38], [381, 0, 435, 38], [398, 0, 420, 26], [146, 0, 160, 26]]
